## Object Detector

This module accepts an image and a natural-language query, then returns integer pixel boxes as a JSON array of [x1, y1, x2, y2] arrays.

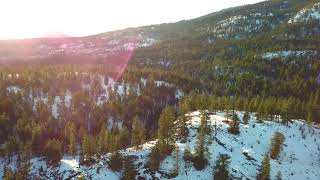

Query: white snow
[[138, 38, 157, 47], [51, 96, 61, 119], [26, 156, 120, 179], [175, 89, 184, 99], [262, 50, 319, 60], [139, 110, 320, 180], [155, 80, 172, 87], [213, 12, 274, 39], [2, 110, 319, 179], [6, 86, 22, 94], [289, 3, 320, 23]]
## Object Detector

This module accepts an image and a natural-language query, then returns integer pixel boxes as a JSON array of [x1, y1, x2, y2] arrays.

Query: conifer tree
[[98, 125, 108, 157], [213, 154, 231, 180], [256, 103, 264, 123], [177, 115, 189, 142], [270, 132, 285, 159], [88, 135, 97, 158], [281, 100, 291, 126], [139, 126, 147, 145], [17, 142, 31, 179], [158, 106, 175, 154], [0, 113, 10, 144], [43, 139, 62, 163], [257, 154, 270, 180], [147, 144, 163, 172], [200, 111, 209, 134], [194, 117, 209, 170], [122, 156, 137, 180], [306, 111, 313, 125], [131, 116, 142, 148], [16, 160, 30, 180], [228, 114, 240, 135], [2, 166, 14, 180], [81, 133, 90, 161], [119, 127, 130, 149], [68, 123, 77, 157], [243, 111, 250, 124]]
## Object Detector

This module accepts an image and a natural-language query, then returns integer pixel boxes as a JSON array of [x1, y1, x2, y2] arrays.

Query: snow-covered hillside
[[0, 29, 157, 61], [5, 75, 183, 120], [261, 50, 320, 60], [289, 2, 320, 24], [1, 110, 319, 179], [213, 13, 275, 39]]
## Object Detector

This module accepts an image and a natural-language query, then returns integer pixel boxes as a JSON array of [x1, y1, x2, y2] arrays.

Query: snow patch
[[289, 3, 320, 23]]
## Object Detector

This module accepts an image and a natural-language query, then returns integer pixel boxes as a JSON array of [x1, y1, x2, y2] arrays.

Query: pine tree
[[177, 115, 189, 142], [64, 122, 77, 157], [243, 111, 250, 124], [213, 154, 231, 180], [17, 142, 31, 179], [281, 99, 291, 126], [256, 104, 264, 123], [88, 135, 97, 158], [183, 147, 193, 163], [0, 113, 10, 144], [158, 106, 175, 154], [122, 156, 137, 180], [147, 144, 164, 172], [68, 126, 77, 157], [16, 160, 30, 180], [228, 114, 240, 135], [200, 111, 209, 135], [193, 117, 209, 170], [270, 132, 285, 159], [139, 126, 147, 145], [2, 166, 14, 180], [81, 133, 90, 161], [131, 116, 142, 148], [98, 125, 108, 157], [257, 154, 270, 180], [20, 141, 32, 165], [109, 133, 120, 152], [16, 171, 24, 180], [306, 111, 313, 125], [119, 127, 130, 149], [43, 139, 62, 164]]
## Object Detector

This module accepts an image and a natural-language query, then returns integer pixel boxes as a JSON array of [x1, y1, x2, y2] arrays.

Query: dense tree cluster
[[0, 64, 178, 176], [179, 94, 320, 124]]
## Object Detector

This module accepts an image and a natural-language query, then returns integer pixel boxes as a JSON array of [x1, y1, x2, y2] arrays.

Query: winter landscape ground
[[1, 111, 319, 179]]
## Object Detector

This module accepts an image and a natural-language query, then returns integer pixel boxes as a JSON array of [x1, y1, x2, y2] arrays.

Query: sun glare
[[0, 0, 264, 39]]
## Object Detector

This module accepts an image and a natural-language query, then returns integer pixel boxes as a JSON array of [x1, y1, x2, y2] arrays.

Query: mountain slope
[[0, 0, 316, 64], [1, 110, 319, 179], [129, 0, 320, 100], [0, 0, 319, 106]]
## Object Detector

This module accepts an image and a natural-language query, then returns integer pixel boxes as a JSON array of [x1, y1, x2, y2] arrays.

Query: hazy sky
[[0, 0, 265, 39]]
